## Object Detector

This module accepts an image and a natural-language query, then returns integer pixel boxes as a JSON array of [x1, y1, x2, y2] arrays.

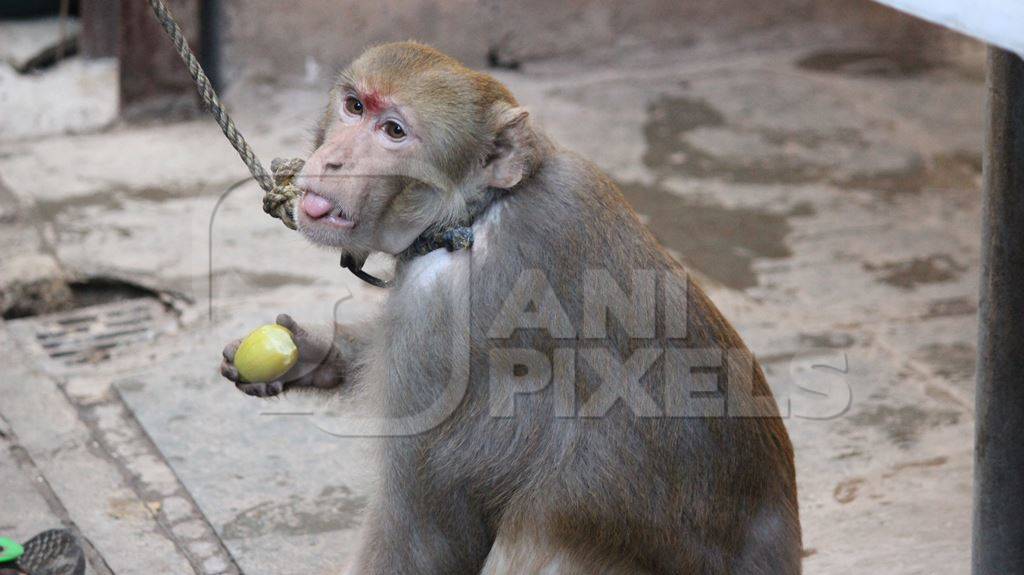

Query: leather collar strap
[[341, 187, 506, 288]]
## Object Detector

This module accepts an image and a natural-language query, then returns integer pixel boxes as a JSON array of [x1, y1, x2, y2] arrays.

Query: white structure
[[874, 0, 1024, 56]]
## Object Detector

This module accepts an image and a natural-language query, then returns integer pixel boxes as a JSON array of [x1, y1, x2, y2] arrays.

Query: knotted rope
[[146, 0, 303, 230]]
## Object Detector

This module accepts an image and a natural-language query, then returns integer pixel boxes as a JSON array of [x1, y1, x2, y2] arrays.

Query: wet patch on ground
[[849, 404, 961, 447], [34, 180, 243, 221], [837, 151, 982, 197], [35, 190, 124, 222], [914, 342, 976, 382], [642, 95, 832, 185], [796, 49, 935, 78], [798, 332, 856, 349], [641, 92, 981, 199], [644, 96, 725, 141], [618, 180, 803, 289], [833, 477, 865, 504], [214, 270, 320, 290], [221, 485, 367, 539], [863, 254, 967, 290], [883, 456, 948, 478], [921, 296, 977, 319]]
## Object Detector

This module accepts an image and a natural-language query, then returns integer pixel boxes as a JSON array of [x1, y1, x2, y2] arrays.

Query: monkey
[[220, 42, 801, 574]]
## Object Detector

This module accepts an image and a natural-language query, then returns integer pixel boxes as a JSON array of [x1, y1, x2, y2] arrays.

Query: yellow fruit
[[234, 324, 299, 383]]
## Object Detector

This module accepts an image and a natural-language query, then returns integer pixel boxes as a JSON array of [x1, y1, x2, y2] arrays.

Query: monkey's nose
[[324, 160, 344, 171]]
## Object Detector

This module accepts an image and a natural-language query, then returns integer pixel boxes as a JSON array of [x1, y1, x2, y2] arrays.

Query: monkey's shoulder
[[499, 149, 673, 267]]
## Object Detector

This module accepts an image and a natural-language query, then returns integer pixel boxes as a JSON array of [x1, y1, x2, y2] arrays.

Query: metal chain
[[146, 0, 301, 229]]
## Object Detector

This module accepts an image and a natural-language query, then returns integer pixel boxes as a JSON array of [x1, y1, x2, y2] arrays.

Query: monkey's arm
[[219, 313, 364, 398]]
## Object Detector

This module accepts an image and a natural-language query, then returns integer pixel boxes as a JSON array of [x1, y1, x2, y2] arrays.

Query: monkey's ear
[[485, 106, 533, 189]]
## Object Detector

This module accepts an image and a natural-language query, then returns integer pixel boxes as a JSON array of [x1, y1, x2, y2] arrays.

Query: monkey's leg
[[480, 521, 650, 575], [343, 462, 492, 575], [219, 313, 363, 397], [729, 504, 803, 575]]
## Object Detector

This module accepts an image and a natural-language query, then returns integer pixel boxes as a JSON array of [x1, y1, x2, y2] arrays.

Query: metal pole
[[974, 47, 1024, 574]]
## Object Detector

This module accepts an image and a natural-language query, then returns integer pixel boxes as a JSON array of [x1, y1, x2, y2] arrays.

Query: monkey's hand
[[219, 314, 350, 398]]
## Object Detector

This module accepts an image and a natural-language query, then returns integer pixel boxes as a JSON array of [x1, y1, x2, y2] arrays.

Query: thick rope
[[146, 0, 301, 230]]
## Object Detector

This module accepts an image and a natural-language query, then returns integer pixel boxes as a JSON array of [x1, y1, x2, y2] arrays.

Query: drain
[[0, 276, 72, 320], [11, 298, 176, 367], [3, 277, 159, 320], [64, 278, 158, 310], [5, 278, 179, 368]]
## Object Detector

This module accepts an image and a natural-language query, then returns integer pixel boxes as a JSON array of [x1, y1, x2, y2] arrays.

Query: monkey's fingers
[[275, 314, 321, 350], [222, 338, 242, 362], [220, 359, 242, 383], [222, 357, 286, 396], [264, 314, 342, 389], [277, 313, 333, 363], [236, 381, 285, 398], [276, 313, 302, 335]]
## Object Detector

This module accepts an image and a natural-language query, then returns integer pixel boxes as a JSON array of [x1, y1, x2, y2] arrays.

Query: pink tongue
[[301, 193, 333, 219]]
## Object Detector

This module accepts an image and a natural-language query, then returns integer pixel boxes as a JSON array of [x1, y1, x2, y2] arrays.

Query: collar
[[342, 187, 507, 288]]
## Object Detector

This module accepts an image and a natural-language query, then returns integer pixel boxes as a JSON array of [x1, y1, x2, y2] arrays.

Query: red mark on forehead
[[362, 91, 386, 114]]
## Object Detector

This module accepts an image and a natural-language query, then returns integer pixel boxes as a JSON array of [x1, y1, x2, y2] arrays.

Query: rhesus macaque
[[220, 42, 800, 574]]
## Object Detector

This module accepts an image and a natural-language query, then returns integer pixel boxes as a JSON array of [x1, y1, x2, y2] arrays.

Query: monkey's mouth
[[300, 191, 355, 229]]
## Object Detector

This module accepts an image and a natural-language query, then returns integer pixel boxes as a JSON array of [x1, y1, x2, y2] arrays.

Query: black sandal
[[0, 530, 85, 575]]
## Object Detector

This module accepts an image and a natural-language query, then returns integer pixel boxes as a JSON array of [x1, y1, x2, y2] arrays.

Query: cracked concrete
[[0, 21, 985, 575]]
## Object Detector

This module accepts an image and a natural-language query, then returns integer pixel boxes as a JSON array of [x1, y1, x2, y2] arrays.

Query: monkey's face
[[294, 85, 448, 258], [294, 42, 529, 260]]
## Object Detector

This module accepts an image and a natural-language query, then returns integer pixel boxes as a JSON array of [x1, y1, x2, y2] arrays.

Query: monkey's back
[[383, 146, 801, 574]]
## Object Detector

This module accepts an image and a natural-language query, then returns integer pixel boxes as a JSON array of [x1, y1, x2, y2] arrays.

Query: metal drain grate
[[9, 298, 176, 368]]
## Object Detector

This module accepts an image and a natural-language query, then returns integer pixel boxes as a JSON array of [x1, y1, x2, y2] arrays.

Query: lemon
[[234, 324, 299, 383]]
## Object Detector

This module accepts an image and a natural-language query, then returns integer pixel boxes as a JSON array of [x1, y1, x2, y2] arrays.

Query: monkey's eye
[[344, 96, 364, 116], [382, 120, 406, 141]]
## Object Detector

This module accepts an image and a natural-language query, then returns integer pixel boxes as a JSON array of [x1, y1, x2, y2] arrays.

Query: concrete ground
[[0, 23, 984, 575]]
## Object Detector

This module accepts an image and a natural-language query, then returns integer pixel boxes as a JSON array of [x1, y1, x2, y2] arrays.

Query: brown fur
[[222, 42, 801, 574]]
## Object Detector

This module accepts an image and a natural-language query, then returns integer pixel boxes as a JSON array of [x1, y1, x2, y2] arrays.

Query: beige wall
[[220, 0, 982, 84]]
